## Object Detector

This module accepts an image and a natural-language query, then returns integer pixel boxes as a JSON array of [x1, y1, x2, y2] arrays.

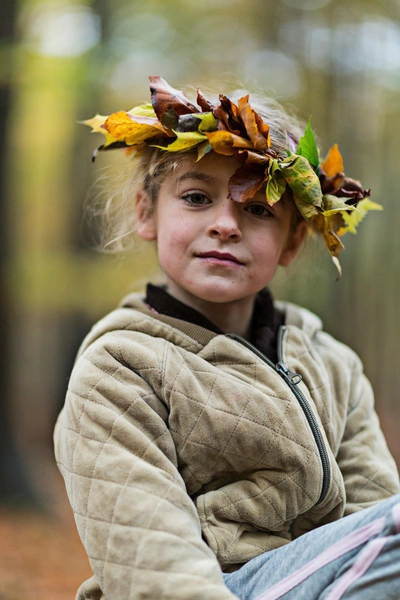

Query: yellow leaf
[[154, 130, 206, 152], [340, 198, 383, 235], [104, 111, 169, 146], [81, 114, 117, 147], [321, 144, 344, 177], [129, 104, 157, 118]]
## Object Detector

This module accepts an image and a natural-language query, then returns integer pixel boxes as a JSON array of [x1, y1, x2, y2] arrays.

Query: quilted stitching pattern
[[54, 302, 400, 600]]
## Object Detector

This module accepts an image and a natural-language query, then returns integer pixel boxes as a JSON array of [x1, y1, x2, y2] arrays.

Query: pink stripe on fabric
[[392, 502, 400, 533], [254, 517, 385, 600], [324, 537, 387, 600]]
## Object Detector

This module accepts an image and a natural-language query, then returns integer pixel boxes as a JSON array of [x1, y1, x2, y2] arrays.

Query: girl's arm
[[54, 333, 237, 600], [335, 361, 399, 515]]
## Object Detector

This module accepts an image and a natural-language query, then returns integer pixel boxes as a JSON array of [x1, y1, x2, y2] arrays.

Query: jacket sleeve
[[335, 358, 399, 515], [54, 332, 237, 600]]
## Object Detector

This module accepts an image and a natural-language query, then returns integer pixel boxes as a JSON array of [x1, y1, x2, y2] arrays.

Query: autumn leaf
[[321, 194, 356, 217], [321, 143, 344, 178], [237, 95, 270, 152], [129, 104, 157, 118], [153, 129, 207, 152], [279, 153, 323, 211], [149, 75, 197, 122], [81, 114, 118, 147], [197, 88, 214, 112], [196, 140, 212, 161], [296, 119, 319, 169], [194, 112, 218, 133], [228, 163, 268, 202], [205, 130, 253, 155], [238, 150, 269, 165], [266, 159, 286, 204], [103, 111, 171, 146], [340, 198, 383, 234], [313, 211, 345, 276], [213, 95, 244, 136]]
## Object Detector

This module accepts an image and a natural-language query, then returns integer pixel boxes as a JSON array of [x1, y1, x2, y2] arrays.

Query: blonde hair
[[87, 91, 306, 254]]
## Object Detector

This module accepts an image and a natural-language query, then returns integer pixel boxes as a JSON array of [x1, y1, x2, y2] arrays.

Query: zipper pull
[[276, 361, 303, 385]]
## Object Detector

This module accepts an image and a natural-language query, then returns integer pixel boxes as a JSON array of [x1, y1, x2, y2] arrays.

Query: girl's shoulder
[[277, 300, 364, 375]]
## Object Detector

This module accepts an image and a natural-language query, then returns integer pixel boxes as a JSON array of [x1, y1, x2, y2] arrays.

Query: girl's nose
[[206, 200, 242, 241]]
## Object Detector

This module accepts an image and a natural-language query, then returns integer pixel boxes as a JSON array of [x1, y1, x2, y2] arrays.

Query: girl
[[55, 76, 400, 600]]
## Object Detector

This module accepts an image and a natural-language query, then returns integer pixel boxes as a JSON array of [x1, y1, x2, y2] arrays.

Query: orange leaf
[[237, 95, 270, 152], [228, 164, 268, 202], [205, 130, 253, 155], [103, 111, 171, 146], [321, 144, 344, 178]]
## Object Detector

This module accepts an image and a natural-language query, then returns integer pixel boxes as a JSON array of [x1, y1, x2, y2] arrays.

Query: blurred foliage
[[2, 0, 400, 508]]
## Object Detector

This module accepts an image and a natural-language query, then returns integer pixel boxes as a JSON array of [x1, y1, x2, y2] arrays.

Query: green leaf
[[296, 118, 319, 169], [266, 159, 286, 204], [153, 129, 206, 152], [194, 112, 218, 133], [129, 104, 157, 118], [341, 198, 383, 234], [279, 152, 323, 215], [321, 194, 356, 217]]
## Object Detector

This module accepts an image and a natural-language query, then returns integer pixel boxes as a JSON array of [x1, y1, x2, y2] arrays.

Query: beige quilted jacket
[[54, 294, 399, 600]]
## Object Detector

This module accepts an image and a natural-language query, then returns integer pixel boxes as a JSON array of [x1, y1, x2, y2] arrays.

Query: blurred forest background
[[1, 0, 400, 597]]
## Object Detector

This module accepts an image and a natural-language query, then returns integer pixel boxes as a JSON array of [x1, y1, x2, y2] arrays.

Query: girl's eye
[[246, 203, 273, 218], [182, 192, 211, 206]]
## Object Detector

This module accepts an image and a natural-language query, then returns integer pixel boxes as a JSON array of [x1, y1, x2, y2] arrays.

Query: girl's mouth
[[196, 251, 245, 266]]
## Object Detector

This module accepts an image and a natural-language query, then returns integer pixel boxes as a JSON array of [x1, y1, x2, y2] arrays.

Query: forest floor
[[0, 506, 92, 600]]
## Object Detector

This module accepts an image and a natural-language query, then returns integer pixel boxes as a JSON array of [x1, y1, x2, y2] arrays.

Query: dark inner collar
[[145, 283, 283, 363]]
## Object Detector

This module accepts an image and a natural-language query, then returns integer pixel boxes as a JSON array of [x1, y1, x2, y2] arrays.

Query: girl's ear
[[279, 220, 308, 267], [135, 191, 157, 241]]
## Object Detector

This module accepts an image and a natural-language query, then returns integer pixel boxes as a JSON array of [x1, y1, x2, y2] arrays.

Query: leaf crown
[[83, 75, 381, 275]]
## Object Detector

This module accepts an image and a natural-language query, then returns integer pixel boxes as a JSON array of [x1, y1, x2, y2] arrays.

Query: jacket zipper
[[226, 326, 331, 505]]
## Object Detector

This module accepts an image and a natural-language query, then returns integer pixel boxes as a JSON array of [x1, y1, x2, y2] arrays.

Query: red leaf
[[228, 164, 268, 203], [149, 76, 197, 121]]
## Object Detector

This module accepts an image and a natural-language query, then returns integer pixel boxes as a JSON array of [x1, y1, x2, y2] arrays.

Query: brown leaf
[[237, 150, 269, 165], [205, 130, 253, 155], [149, 76, 197, 121], [228, 163, 268, 203], [197, 88, 214, 112], [237, 95, 270, 152], [213, 95, 245, 136]]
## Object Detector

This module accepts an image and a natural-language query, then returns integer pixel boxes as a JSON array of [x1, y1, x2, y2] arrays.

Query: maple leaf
[[228, 163, 268, 202], [103, 111, 172, 146], [237, 95, 270, 152], [321, 143, 344, 177], [296, 119, 319, 169], [149, 76, 197, 123]]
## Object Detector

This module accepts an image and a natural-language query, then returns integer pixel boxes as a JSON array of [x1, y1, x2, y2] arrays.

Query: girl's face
[[136, 153, 306, 309]]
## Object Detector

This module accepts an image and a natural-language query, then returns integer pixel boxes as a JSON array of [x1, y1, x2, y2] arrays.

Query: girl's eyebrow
[[175, 171, 216, 185]]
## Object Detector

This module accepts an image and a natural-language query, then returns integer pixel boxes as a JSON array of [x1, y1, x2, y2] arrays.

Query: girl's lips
[[196, 251, 245, 265]]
